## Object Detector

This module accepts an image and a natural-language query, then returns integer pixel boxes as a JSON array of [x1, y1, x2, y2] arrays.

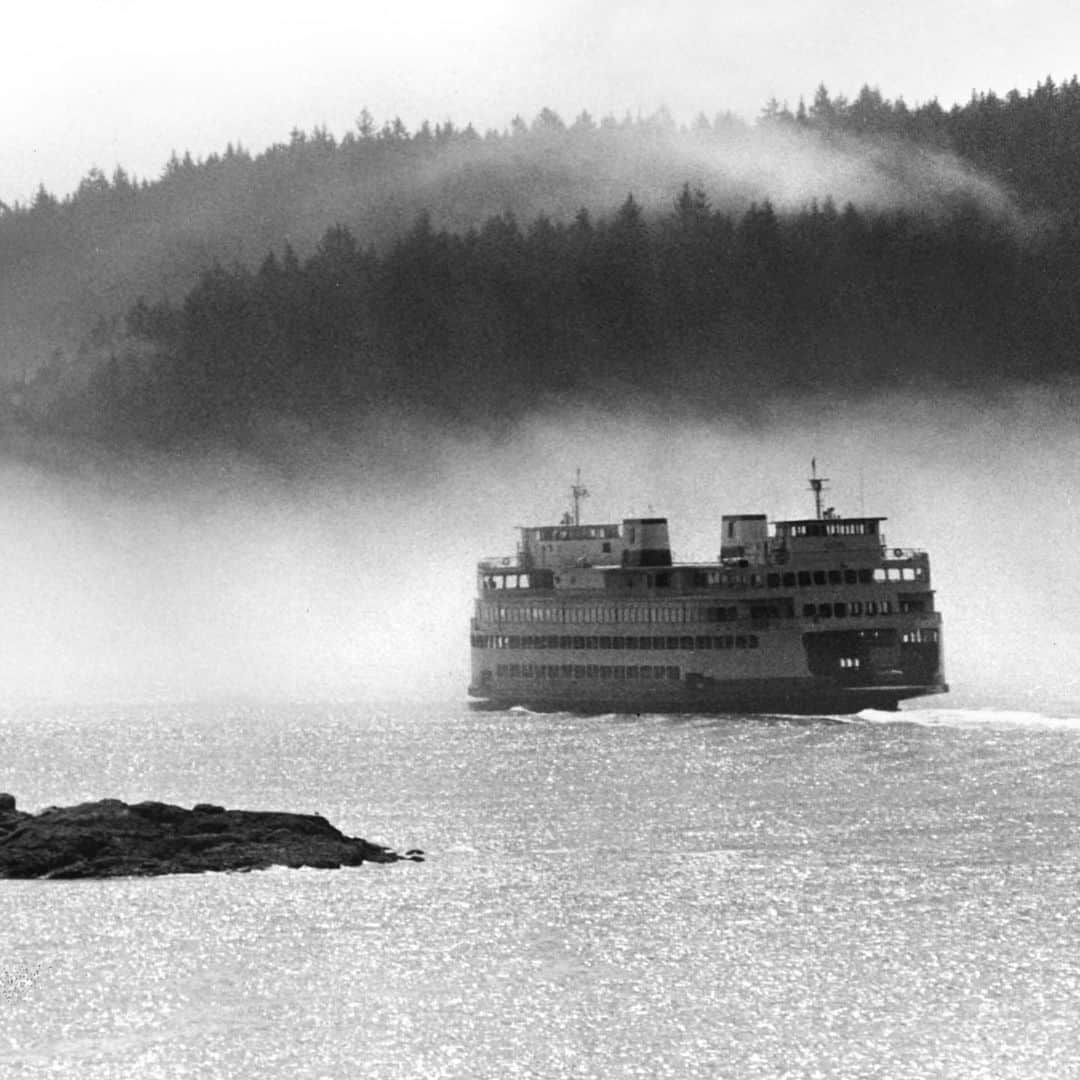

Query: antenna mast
[[809, 459, 829, 521], [571, 468, 589, 526]]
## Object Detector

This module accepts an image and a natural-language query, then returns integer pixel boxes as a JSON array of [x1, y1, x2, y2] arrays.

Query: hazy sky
[[5, 0, 1077, 206]]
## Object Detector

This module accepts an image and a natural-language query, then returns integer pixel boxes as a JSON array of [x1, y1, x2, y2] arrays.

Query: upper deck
[[477, 471, 927, 598]]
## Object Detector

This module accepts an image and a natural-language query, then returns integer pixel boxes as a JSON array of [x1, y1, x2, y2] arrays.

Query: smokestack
[[621, 517, 672, 567]]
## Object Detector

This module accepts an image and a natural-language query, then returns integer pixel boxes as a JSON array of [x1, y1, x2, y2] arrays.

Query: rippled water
[[2, 699, 1079, 1078]]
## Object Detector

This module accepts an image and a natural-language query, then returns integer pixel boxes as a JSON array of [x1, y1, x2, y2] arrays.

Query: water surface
[[2, 700, 1079, 1078]]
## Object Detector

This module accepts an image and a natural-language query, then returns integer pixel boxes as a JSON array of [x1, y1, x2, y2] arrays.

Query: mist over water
[[0, 385, 1075, 710]]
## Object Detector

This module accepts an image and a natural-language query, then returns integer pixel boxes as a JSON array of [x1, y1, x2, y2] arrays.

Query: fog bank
[[0, 388, 1075, 710]]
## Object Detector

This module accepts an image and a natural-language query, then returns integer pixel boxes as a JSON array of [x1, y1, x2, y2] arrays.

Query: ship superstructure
[[468, 468, 947, 715]]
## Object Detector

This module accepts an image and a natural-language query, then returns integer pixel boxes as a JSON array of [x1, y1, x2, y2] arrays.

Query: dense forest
[[30, 186, 1080, 447], [4, 78, 1080, 449]]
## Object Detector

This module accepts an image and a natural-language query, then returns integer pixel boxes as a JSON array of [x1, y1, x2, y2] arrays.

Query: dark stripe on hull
[[468, 677, 948, 716]]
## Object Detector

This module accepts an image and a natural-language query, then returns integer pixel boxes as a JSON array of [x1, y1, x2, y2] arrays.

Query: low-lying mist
[[1, 387, 1075, 711], [3, 109, 1026, 385]]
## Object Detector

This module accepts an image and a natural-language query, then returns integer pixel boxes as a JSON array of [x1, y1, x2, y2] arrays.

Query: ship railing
[[881, 547, 927, 561], [478, 556, 523, 572]]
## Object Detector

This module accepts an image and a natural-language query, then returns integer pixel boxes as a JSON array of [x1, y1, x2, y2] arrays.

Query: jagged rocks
[[0, 797, 423, 879]]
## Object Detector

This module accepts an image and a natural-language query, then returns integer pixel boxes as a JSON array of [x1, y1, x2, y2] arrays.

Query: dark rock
[[130, 800, 191, 825], [0, 798, 411, 879], [0, 796, 30, 839]]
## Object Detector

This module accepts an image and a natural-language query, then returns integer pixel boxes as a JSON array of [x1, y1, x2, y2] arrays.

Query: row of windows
[[486, 574, 925, 625], [803, 600, 894, 618], [526, 525, 621, 542], [614, 566, 925, 592], [901, 629, 940, 644], [473, 634, 761, 651], [489, 604, 741, 625], [485, 596, 905, 626], [702, 566, 924, 589], [482, 574, 534, 591], [781, 520, 878, 538], [480, 564, 927, 597], [495, 663, 682, 681]]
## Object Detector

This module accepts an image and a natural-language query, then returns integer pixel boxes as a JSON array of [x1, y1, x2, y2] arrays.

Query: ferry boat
[[468, 467, 947, 715]]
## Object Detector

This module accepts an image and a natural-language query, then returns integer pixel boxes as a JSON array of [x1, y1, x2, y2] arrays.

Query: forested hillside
[[28, 188, 1076, 448], [4, 78, 1080, 450]]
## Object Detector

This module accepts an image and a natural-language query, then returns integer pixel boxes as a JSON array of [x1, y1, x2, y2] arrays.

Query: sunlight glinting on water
[[2, 701, 1079, 1078]]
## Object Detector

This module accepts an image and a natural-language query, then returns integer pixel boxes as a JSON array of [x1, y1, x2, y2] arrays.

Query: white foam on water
[[857, 706, 1080, 731]]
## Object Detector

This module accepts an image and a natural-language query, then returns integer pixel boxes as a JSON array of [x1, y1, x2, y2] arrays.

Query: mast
[[809, 459, 829, 520], [571, 468, 589, 526]]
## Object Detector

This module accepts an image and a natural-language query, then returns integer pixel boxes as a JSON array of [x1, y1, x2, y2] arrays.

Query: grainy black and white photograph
[[2, 1, 1079, 1076]]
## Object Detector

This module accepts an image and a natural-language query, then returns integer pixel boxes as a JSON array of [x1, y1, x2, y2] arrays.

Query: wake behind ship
[[468, 469, 947, 715]]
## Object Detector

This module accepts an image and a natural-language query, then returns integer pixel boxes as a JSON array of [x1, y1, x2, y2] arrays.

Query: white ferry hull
[[468, 619, 947, 716], [467, 677, 948, 716]]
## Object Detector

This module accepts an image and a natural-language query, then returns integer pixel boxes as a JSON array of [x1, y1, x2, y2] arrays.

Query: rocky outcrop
[[0, 794, 422, 879]]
